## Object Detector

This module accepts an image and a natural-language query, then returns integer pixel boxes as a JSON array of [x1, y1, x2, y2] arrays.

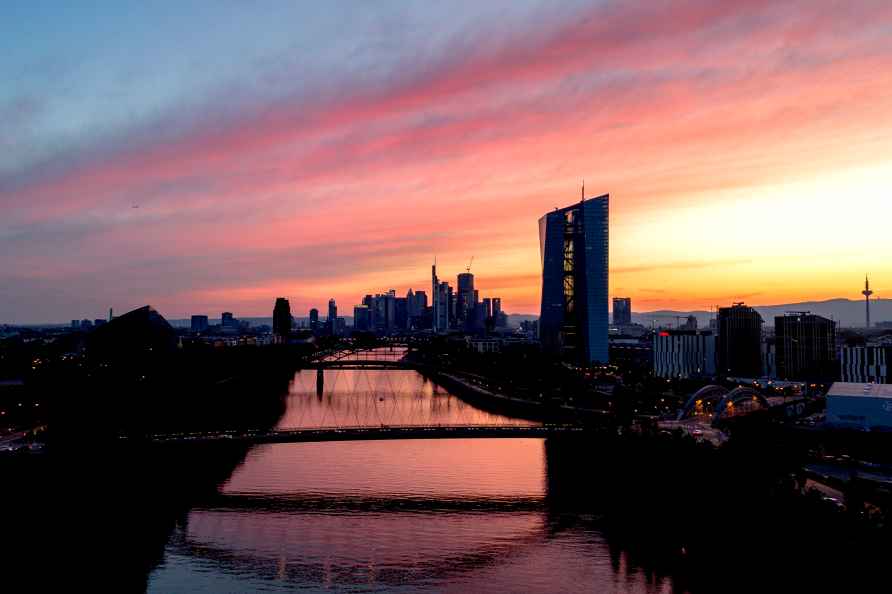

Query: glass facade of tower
[[539, 194, 609, 365]]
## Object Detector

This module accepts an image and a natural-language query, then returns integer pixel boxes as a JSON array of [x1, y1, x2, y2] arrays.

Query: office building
[[273, 297, 292, 338], [457, 272, 475, 323], [395, 297, 408, 330], [353, 305, 371, 332], [432, 263, 441, 332], [613, 297, 632, 326], [825, 383, 892, 430], [841, 345, 891, 383], [327, 299, 338, 335], [539, 192, 609, 365], [775, 312, 838, 382], [716, 303, 763, 378], [653, 330, 716, 379], [434, 280, 451, 332], [761, 337, 777, 379], [190, 315, 209, 333], [407, 289, 417, 318], [71, 320, 79, 329], [309, 308, 319, 332], [492, 298, 503, 327], [81, 319, 93, 330], [414, 290, 428, 311]]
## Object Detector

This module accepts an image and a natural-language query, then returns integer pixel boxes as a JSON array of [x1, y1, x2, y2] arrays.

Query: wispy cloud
[[1, 1, 891, 320]]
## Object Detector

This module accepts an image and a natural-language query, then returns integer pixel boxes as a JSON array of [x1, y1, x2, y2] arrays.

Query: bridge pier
[[316, 367, 324, 397]]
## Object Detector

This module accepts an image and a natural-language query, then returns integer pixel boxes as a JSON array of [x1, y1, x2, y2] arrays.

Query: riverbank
[[425, 368, 613, 426]]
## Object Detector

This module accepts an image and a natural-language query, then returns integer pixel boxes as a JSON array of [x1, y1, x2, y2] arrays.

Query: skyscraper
[[272, 297, 292, 338], [457, 272, 475, 323], [612, 297, 632, 326], [353, 304, 370, 332], [309, 308, 319, 332], [482, 297, 492, 320], [406, 289, 416, 318], [492, 298, 503, 327], [716, 303, 763, 378], [539, 192, 609, 365], [414, 290, 427, 312], [775, 312, 838, 382], [327, 299, 337, 336], [432, 263, 441, 332]]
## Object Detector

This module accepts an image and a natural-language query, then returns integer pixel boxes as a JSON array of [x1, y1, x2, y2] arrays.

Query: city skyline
[[3, 1, 892, 323]]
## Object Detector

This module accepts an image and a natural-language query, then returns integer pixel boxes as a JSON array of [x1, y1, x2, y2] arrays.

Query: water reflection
[[287, 369, 532, 428], [146, 370, 683, 593]]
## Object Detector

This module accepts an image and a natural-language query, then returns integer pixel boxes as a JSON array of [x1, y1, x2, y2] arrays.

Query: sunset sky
[[2, 1, 891, 323]]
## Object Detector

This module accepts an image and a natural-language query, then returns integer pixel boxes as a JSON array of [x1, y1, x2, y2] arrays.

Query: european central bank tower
[[538, 193, 609, 365]]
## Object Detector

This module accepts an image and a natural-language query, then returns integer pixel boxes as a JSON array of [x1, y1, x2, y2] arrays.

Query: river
[[145, 368, 680, 593]]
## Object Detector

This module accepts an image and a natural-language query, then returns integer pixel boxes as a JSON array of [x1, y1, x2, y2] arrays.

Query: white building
[[825, 382, 892, 430], [841, 345, 890, 384], [653, 330, 716, 379]]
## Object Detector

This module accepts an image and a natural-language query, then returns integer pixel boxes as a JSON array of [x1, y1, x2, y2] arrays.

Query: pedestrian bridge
[[137, 424, 595, 446]]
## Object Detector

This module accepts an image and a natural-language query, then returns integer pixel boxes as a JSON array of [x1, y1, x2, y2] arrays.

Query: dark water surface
[[146, 369, 679, 593]]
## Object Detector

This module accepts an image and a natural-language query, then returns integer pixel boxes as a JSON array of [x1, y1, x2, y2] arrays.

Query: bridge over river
[[138, 423, 596, 445]]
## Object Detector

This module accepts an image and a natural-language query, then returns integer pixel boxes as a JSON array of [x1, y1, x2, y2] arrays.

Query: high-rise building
[[80, 319, 93, 330], [395, 297, 408, 330], [613, 297, 632, 326], [71, 320, 79, 329], [309, 308, 319, 332], [222, 312, 235, 327], [406, 289, 417, 318], [432, 263, 441, 332], [775, 312, 838, 382], [190, 315, 209, 333], [482, 297, 492, 321], [539, 193, 609, 365], [716, 303, 763, 378], [457, 273, 475, 322], [434, 279, 451, 332], [653, 330, 716, 379], [327, 299, 338, 335], [492, 298, 504, 327], [273, 297, 292, 338], [353, 305, 371, 331]]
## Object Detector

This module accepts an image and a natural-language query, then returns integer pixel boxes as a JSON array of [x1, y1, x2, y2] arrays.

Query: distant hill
[[632, 298, 892, 329], [13, 298, 887, 330]]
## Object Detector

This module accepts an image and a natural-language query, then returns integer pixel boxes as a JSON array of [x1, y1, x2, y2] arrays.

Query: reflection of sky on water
[[147, 370, 680, 593]]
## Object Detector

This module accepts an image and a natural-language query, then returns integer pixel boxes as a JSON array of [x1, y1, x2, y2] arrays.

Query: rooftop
[[827, 382, 892, 399]]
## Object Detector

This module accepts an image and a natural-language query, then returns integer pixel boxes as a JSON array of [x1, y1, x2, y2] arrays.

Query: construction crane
[[466, 256, 474, 274]]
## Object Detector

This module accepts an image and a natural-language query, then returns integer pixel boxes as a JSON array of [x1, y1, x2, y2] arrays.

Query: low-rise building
[[825, 382, 892, 430]]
